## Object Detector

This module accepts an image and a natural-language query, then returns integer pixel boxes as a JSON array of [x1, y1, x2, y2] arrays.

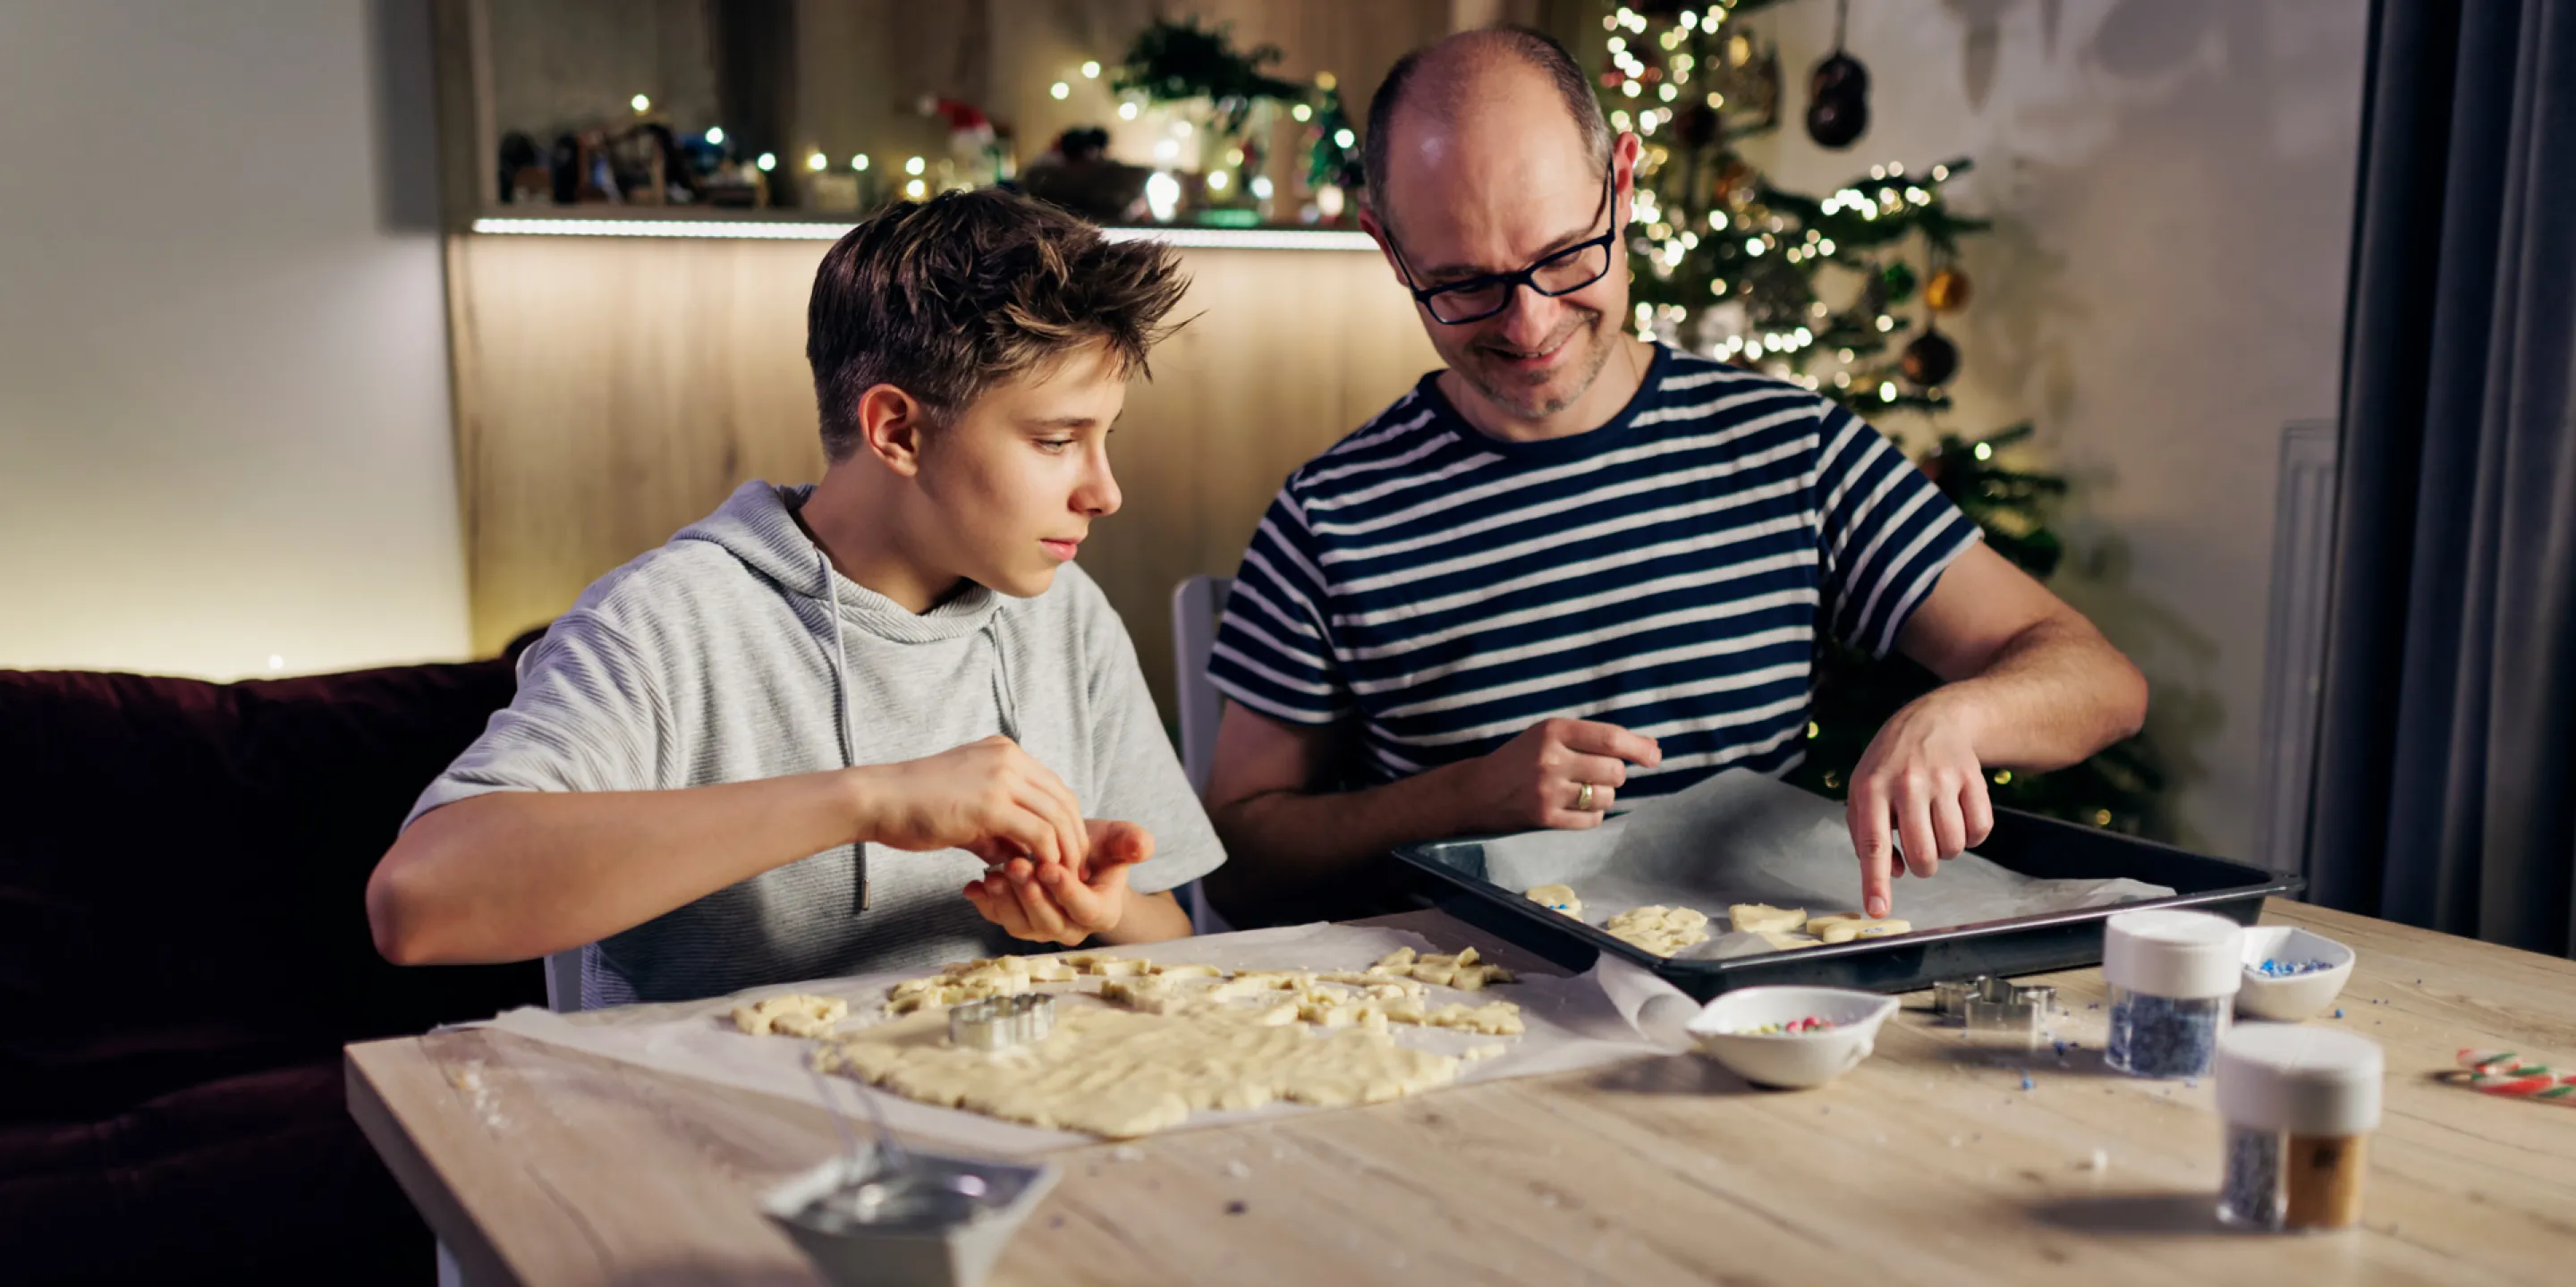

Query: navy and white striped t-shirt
[[1208, 344, 1981, 801]]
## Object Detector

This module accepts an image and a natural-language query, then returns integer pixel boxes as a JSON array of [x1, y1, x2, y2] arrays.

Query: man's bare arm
[[1843, 542, 2149, 916], [1200, 705, 1659, 913]]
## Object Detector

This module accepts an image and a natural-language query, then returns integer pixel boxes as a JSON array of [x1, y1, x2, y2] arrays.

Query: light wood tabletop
[[347, 901, 2576, 1286]]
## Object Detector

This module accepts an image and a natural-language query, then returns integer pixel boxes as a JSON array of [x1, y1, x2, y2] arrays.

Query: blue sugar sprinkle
[[2021, 1074, 2035, 1090], [2334, 1008, 2345, 1019]]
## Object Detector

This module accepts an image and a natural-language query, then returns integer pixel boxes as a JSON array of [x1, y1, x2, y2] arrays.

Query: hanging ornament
[[1926, 265, 1972, 312], [1902, 325, 1960, 387], [1674, 101, 1720, 149], [1805, 0, 1871, 149]]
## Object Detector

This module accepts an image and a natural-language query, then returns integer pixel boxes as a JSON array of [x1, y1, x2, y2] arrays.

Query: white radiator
[[2254, 420, 2341, 877]]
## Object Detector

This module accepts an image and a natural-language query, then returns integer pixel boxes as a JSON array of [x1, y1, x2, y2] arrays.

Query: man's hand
[[1436, 718, 1663, 834], [1845, 690, 1994, 919], [963, 820, 1155, 945], [854, 735, 1089, 876]]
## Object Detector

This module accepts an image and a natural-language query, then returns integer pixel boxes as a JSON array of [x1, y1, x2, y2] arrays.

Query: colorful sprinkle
[[2252, 958, 2336, 978], [1726, 1015, 1839, 1036]]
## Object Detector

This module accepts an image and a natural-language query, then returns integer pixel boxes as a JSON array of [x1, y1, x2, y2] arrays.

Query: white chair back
[[1170, 574, 1235, 935]]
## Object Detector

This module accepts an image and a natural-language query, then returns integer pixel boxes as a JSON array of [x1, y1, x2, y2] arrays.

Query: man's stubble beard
[[1460, 306, 1617, 422]]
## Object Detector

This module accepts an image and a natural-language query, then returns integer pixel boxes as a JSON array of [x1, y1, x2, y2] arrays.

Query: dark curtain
[[2308, 0, 2576, 954]]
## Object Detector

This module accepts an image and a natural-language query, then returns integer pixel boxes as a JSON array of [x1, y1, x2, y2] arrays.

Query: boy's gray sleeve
[[1077, 595, 1227, 895], [403, 613, 671, 829]]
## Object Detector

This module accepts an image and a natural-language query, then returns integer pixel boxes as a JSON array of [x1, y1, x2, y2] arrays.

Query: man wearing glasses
[[1202, 30, 2148, 924]]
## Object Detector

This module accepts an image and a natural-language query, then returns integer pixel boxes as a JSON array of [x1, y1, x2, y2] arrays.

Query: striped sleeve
[[1207, 487, 1351, 726], [1812, 405, 1982, 657]]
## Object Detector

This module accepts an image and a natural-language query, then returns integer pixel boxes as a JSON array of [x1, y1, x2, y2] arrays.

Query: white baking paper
[[1475, 768, 2174, 958], [464, 921, 1696, 1156]]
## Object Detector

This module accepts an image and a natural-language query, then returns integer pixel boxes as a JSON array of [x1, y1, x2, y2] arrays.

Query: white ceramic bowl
[[2234, 925, 2356, 1021], [1683, 986, 1900, 1089]]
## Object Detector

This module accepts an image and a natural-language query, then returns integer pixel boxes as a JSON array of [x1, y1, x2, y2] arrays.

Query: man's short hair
[[807, 190, 1189, 462], [1363, 28, 1614, 232]]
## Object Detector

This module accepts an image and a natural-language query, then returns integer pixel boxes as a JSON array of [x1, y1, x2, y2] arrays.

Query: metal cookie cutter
[[1933, 976, 2055, 1046], [947, 994, 1055, 1051]]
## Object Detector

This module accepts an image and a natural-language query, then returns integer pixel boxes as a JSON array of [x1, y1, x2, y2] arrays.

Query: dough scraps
[[1524, 884, 1584, 920], [817, 1002, 1466, 1139], [1805, 913, 1913, 944], [733, 993, 850, 1037], [1606, 905, 1713, 956], [1728, 903, 1808, 935]]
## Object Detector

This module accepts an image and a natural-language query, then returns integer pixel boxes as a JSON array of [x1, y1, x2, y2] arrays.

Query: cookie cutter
[[947, 993, 1055, 1051], [1933, 976, 2055, 1046]]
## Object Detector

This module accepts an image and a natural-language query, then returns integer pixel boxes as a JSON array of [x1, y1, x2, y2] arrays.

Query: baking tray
[[1394, 805, 2303, 1001]]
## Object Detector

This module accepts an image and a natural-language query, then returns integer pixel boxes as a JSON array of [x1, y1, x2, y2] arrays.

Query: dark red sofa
[[0, 646, 545, 1284]]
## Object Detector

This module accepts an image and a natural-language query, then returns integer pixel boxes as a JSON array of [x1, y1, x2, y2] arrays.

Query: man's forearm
[[1938, 617, 2149, 770], [367, 769, 867, 966], [1204, 766, 1465, 907]]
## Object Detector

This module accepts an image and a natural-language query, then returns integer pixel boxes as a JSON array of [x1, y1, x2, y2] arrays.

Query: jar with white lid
[[2215, 1023, 2384, 1231], [2102, 909, 2244, 1079]]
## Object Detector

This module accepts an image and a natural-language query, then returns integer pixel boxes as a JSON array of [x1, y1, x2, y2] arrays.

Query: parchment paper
[[1477, 769, 2174, 959], [465, 921, 1699, 1156]]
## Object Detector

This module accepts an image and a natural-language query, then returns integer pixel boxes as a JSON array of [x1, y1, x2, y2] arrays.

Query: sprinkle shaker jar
[[2102, 910, 2244, 1079], [2215, 1025, 2384, 1231]]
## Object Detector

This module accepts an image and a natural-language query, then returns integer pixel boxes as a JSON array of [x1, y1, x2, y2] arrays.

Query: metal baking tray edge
[[1393, 805, 2305, 1001]]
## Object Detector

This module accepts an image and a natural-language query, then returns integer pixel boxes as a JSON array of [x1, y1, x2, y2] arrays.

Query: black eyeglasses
[[1386, 165, 1620, 326]]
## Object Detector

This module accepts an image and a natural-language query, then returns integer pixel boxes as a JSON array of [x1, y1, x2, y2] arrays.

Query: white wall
[[0, 0, 470, 679], [1735, 0, 2368, 859]]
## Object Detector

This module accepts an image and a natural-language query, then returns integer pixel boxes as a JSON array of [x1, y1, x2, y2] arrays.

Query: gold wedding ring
[[1575, 782, 1596, 812]]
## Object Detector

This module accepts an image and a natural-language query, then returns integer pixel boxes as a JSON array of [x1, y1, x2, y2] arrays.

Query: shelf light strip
[[470, 217, 1376, 251]]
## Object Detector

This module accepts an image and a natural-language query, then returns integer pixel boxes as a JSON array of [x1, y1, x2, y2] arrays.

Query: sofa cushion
[[0, 656, 546, 1122], [0, 1059, 433, 1285]]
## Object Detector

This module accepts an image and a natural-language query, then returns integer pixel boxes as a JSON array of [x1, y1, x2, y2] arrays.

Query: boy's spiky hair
[[807, 189, 1191, 461]]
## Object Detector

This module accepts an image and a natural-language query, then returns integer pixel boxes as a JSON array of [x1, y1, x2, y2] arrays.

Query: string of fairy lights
[[1598, 1, 1983, 416]]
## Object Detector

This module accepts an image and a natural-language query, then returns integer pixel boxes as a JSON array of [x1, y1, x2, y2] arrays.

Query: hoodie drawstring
[[983, 613, 1022, 744], [819, 547, 869, 911]]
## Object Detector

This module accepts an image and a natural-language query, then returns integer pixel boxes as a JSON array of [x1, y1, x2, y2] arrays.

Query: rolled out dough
[[818, 1002, 1466, 1139]]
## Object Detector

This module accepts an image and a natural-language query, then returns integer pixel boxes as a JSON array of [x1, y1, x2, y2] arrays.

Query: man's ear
[[1359, 206, 1407, 287], [856, 383, 928, 478], [1612, 131, 1646, 228]]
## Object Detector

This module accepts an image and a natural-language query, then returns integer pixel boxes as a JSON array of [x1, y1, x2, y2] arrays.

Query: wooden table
[[348, 902, 2576, 1286]]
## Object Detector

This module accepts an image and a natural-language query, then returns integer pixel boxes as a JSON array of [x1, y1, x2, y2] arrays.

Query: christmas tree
[[1595, 0, 2164, 834]]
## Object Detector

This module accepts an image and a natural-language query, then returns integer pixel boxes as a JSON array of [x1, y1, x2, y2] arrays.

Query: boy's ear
[[856, 383, 928, 477]]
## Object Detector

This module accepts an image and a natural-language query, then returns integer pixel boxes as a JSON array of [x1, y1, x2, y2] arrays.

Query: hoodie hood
[[672, 480, 1005, 645]]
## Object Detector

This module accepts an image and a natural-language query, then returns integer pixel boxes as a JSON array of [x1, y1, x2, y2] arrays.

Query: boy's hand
[[963, 820, 1154, 945], [854, 736, 1089, 876]]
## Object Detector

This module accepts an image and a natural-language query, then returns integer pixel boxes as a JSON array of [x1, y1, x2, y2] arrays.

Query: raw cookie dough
[[818, 1002, 1466, 1138], [1728, 903, 1808, 935], [1805, 913, 1913, 944], [1606, 905, 1712, 956], [886, 959, 1036, 1014], [732, 993, 850, 1037], [1524, 884, 1584, 919], [1400, 946, 1514, 991]]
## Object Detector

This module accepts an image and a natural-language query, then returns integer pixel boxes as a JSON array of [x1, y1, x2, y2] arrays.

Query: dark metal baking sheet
[[1394, 806, 2303, 1001]]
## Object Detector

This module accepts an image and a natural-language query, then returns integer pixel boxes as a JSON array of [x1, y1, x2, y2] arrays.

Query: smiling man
[[1201, 29, 2147, 925]]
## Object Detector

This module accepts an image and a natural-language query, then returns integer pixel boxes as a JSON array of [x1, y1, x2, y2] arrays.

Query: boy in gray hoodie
[[367, 191, 1223, 1007]]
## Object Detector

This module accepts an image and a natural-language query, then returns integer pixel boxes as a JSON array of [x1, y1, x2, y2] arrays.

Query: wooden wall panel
[[447, 234, 1437, 716]]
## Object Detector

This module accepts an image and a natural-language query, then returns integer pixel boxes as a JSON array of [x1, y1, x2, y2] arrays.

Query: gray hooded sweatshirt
[[406, 480, 1224, 1006]]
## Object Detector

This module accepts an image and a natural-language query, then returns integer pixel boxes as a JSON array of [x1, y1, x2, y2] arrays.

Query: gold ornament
[[1925, 266, 1972, 313]]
